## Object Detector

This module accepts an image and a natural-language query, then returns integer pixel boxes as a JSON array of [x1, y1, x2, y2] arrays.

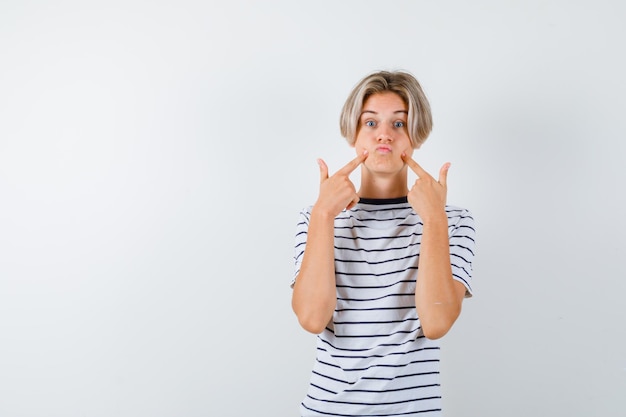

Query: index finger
[[401, 153, 429, 178], [336, 150, 368, 176]]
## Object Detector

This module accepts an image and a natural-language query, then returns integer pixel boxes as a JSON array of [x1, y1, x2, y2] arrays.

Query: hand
[[401, 153, 450, 221], [315, 151, 368, 217]]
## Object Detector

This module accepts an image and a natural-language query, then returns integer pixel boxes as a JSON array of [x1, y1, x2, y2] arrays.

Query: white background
[[1, 1, 625, 416]]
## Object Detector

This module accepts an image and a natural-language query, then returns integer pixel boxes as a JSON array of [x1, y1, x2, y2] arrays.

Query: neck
[[357, 167, 409, 199]]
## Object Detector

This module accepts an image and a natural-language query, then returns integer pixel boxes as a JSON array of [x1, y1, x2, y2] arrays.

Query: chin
[[366, 160, 404, 175]]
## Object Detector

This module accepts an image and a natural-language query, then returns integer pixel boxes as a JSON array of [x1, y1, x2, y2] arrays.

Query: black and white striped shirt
[[293, 197, 475, 416]]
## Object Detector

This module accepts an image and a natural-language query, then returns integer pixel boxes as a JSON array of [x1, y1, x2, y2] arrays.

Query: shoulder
[[445, 205, 475, 229], [445, 205, 473, 220], [297, 205, 315, 222], [445, 205, 476, 245]]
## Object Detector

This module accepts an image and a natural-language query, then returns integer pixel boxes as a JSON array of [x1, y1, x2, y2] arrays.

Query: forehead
[[361, 92, 407, 113]]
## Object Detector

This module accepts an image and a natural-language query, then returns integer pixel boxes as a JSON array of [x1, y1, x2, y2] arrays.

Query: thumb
[[318, 158, 329, 184], [439, 162, 451, 187]]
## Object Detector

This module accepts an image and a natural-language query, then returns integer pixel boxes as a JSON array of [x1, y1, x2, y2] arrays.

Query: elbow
[[294, 307, 331, 334], [292, 301, 334, 334], [291, 282, 336, 334], [297, 316, 329, 334], [420, 307, 462, 340], [421, 323, 451, 340]]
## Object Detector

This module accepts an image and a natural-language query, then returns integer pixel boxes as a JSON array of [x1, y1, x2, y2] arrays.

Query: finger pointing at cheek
[[314, 150, 368, 218], [401, 152, 429, 178], [337, 150, 369, 176], [401, 152, 451, 219]]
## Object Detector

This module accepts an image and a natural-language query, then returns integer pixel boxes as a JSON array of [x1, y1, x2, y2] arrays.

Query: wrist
[[310, 205, 336, 222], [421, 210, 448, 226]]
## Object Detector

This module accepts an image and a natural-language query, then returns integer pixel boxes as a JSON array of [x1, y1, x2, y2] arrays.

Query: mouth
[[375, 145, 392, 154]]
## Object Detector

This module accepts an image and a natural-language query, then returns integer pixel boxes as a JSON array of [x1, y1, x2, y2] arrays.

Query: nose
[[377, 125, 393, 143]]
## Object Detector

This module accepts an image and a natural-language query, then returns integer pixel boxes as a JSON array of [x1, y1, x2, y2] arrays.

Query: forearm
[[291, 208, 337, 334], [415, 213, 462, 339]]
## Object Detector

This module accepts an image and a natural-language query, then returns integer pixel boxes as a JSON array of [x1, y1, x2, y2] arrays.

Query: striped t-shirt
[[292, 197, 475, 416]]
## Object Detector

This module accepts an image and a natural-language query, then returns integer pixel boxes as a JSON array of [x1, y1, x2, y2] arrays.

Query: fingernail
[[363, 150, 368, 155]]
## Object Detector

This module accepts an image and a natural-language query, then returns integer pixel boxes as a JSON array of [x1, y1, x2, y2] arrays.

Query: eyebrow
[[360, 110, 408, 116]]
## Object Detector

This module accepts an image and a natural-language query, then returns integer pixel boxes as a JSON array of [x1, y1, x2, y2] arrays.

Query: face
[[354, 92, 413, 175]]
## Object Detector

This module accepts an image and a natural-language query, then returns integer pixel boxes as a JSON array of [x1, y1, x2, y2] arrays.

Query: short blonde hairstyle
[[339, 70, 433, 148]]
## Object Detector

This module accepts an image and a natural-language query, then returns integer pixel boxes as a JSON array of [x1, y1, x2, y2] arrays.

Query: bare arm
[[402, 154, 466, 340], [291, 152, 368, 334]]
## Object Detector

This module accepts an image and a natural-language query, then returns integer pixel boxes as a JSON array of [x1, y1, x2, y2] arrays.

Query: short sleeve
[[447, 207, 476, 297], [291, 207, 312, 288]]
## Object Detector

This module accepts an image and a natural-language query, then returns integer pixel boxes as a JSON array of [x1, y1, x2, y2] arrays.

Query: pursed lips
[[375, 145, 392, 153]]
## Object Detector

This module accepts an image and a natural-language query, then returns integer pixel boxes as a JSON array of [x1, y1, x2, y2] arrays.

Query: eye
[[394, 121, 405, 128], [365, 120, 376, 127]]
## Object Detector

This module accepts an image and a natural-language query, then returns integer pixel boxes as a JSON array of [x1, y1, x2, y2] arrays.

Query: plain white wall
[[1, 1, 625, 416]]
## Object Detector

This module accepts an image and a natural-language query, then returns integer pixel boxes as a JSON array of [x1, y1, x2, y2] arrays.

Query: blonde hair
[[339, 70, 433, 148]]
